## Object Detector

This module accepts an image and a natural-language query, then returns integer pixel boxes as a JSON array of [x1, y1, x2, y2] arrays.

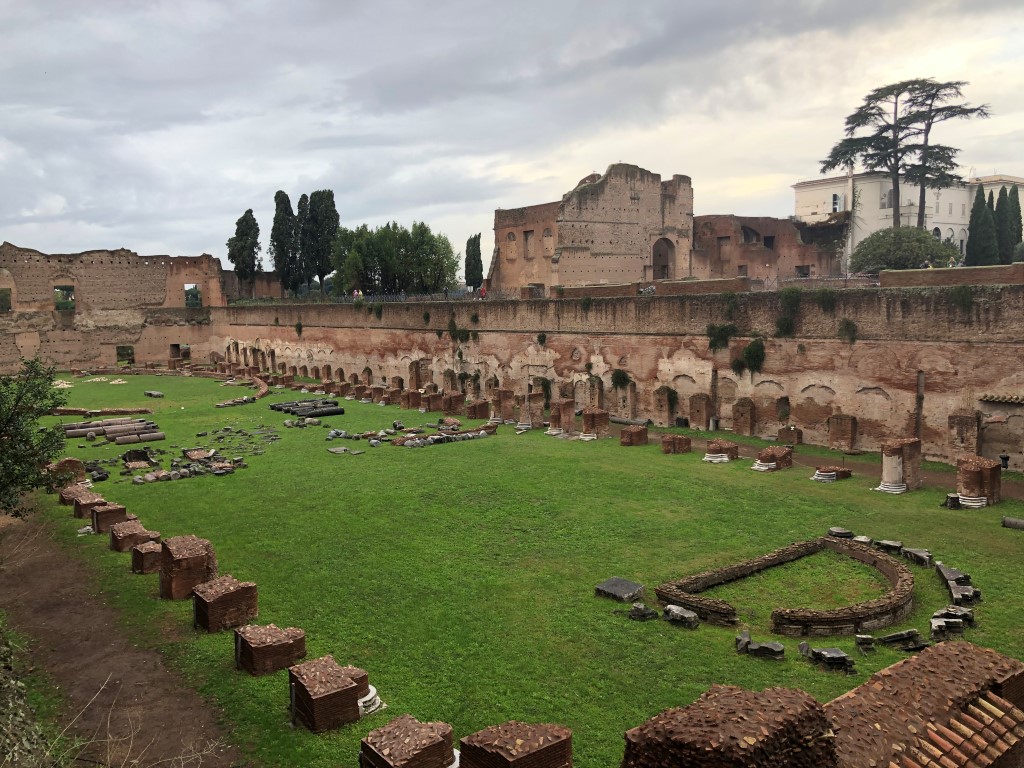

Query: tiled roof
[[825, 642, 1024, 768], [887, 691, 1024, 768]]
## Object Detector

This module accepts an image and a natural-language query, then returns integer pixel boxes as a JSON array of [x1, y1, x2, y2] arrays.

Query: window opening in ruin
[[716, 236, 730, 247], [0, 289, 10, 313], [116, 346, 135, 366], [169, 344, 181, 359], [54, 285, 75, 311], [737, 265, 748, 277], [741, 227, 760, 245], [795, 265, 810, 278], [180, 344, 190, 360], [184, 283, 202, 307], [506, 232, 516, 241], [776, 396, 791, 422], [523, 230, 534, 259], [880, 188, 894, 209], [763, 236, 775, 250], [833, 194, 841, 213], [652, 238, 674, 280]]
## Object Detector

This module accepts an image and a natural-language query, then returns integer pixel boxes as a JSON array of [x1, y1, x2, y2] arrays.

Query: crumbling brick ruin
[[192, 575, 257, 632], [957, 455, 1002, 507], [288, 656, 368, 732], [361, 714, 454, 768], [159, 535, 217, 600], [655, 537, 914, 635], [235, 624, 306, 675], [3, 240, 1022, 471]]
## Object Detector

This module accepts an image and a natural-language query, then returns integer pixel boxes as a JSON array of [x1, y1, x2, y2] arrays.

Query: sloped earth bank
[[0, 515, 240, 767]]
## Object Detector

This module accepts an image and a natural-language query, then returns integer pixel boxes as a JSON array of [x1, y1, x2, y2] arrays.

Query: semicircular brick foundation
[[655, 537, 914, 636]]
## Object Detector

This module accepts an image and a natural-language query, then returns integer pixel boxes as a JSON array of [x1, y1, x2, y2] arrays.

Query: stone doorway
[[652, 238, 674, 280]]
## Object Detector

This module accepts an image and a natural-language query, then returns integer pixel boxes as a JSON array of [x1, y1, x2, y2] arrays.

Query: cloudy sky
[[2, 0, 1022, 277]]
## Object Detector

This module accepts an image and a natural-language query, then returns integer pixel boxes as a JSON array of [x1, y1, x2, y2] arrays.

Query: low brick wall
[[879, 262, 1024, 288], [655, 537, 915, 635]]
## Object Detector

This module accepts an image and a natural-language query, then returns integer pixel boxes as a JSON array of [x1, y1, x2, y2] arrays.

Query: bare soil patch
[[0, 515, 241, 767]]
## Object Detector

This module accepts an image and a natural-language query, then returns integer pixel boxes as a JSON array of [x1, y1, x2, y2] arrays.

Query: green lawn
[[34, 375, 1024, 768]]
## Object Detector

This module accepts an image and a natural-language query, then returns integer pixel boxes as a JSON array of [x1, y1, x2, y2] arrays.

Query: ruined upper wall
[[0, 242, 282, 311], [880, 262, 1024, 288]]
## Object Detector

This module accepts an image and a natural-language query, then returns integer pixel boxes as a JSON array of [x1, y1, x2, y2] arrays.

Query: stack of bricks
[[526, 392, 546, 428], [706, 439, 740, 460], [131, 541, 161, 574], [91, 502, 129, 533], [159, 535, 218, 600], [661, 435, 691, 454], [361, 714, 454, 768], [235, 624, 306, 675], [956, 455, 1001, 506], [621, 685, 837, 768], [620, 425, 649, 446], [109, 520, 159, 552], [827, 414, 857, 452], [59, 484, 94, 508], [193, 575, 258, 632], [46, 457, 87, 489], [777, 425, 803, 445], [732, 398, 756, 436], [442, 392, 465, 415], [371, 386, 385, 403], [402, 390, 422, 409], [582, 408, 610, 437], [755, 446, 793, 470], [557, 400, 576, 434], [427, 393, 444, 412], [288, 656, 366, 732], [72, 490, 106, 519], [880, 437, 922, 491], [460, 721, 572, 768], [466, 400, 489, 419]]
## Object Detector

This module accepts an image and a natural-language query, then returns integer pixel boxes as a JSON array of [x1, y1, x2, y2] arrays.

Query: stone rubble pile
[[460, 721, 572, 768], [936, 561, 982, 605], [799, 642, 856, 673], [234, 624, 307, 676], [361, 714, 455, 768], [193, 575, 258, 632]]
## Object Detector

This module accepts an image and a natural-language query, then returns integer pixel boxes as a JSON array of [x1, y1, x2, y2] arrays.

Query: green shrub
[[353, 297, 365, 310], [458, 328, 471, 343], [423, 311, 431, 325], [724, 292, 739, 320], [611, 368, 631, 390], [742, 336, 766, 373], [537, 332, 546, 346], [706, 323, 737, 352], [470, 312, 479, 324], [581, 296, 593, 311], [435, 329, 443, 339], [584, 362, 593, 373], [837, 318, 858, 344], [448, 316, 458, 341], [775, 316, 795, 337], [295, 321, 303, 337], [730, 358, 747, 376], [850, 227, 961, 272], [373, 303, 383, 320], [471, 330, 479, 341], [775, 288, 801, 338]]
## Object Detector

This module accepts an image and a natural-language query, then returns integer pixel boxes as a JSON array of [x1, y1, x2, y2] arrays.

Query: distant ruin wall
[[3, 284, 1022, 469]]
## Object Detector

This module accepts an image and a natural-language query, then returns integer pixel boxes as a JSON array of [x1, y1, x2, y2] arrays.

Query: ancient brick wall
[[488, 202, 561, 295], [693, 215, 842, 282], [880, 262, 1024, 288]]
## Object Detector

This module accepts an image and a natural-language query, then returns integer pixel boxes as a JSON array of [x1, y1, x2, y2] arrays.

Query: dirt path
[[0, 516, 241, 768]]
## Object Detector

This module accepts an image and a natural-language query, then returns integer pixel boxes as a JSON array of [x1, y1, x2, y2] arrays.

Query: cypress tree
[[966, 186, 999, 266], [995, 186, 1014, 264], [1009, 185, 1023, 248], [269, 191, 296, 295], [464, 233, 483, 291], [987, 189, 995, 211]]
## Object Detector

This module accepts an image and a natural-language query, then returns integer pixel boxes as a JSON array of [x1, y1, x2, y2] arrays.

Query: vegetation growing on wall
[[294, 321, 303, 337], [373, 302, 383, 320], [423, 310, 430, 325], [742, 336, 766, 374], [655, 385, 679, 414], [537, 332, 546, 346], [730, 358, 746, 376], [948, 285, 974, 313], [706, 323, 737, 352], [775, 287, 802, 338], [838, 318, 858, 344], [611, 368, 631, 390], [814, 287, 837, 313], [581, 296, 593, 311], [724, 292, 739, 321]]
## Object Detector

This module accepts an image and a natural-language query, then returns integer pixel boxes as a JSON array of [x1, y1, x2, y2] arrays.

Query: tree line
[[226, 191, 481, 298], [823, 78, 1022, 269]]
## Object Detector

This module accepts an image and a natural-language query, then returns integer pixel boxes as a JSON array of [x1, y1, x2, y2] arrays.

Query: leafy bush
[[470, 312, 479, 324], [723, 292, 739, 320], [471, 330, 479, 341], [611, 368, 631, 390], [537, 332, 546, 346], [581, 296, 593, 311], [775, 287, 801, 338], [435, 329, 443, 339], [706, 323, 737, 352], [742, 336, 766, 374], [838, 318, 858, 344], [1015, 242, 1024, 262], [448, 316, 458, 341], [850, 227, 961, 273], [730, 358, 747, 376], [295, 321, 303, 337], [423, 311, 430, 325], [373, 303, 383, 320], [458, 328, 471, 343], [353, 297, 365, 310]]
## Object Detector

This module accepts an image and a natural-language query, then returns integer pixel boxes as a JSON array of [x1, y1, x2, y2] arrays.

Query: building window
[[932, 227, 941, 239], [737, 264, 748, 277], [54, 285, 75, 311], [880, 188, 893, 209], [949, 203, 953, 215], [506, 232, 516, 241], [795, 265, 810, 278], [763, 236, 775, 250], [832, 193, 840, 213]]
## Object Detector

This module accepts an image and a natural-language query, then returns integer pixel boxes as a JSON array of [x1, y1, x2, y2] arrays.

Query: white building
[[793, 171, 1024, 271]]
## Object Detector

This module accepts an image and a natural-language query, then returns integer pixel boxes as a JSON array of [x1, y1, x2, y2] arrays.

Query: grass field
[[35, 375, 1024, 768]]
